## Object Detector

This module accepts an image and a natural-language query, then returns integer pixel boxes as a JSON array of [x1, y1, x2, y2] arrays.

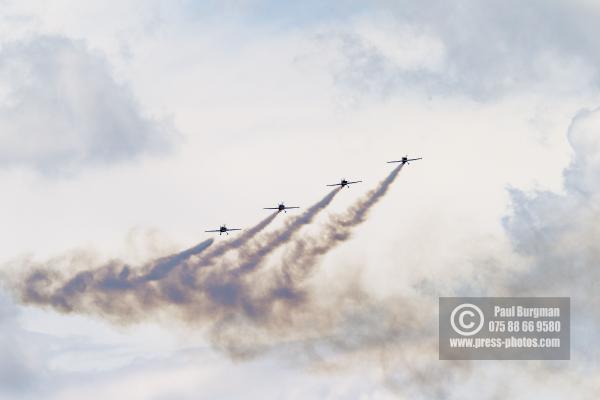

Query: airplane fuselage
[[386, 155, 422, 165], [264, 203, 299, 213]]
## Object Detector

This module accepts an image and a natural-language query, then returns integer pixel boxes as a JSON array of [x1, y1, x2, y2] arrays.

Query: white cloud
[[318, 0, 600, 99], [0, 35, 173, 175], [504, 107, 600, 364]]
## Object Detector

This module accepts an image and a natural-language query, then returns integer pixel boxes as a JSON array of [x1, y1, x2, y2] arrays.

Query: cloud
[[2, 3, 600, 398], [470, 106, 600, 400], [0, 290, 44, 398], [0, 35, 173, 175], [503, 107, 600, 339], [317, 0, 600, 99]]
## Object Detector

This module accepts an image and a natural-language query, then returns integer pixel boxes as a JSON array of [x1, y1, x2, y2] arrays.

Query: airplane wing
[[326, 183, 343, 186], [387, 160, 402, 163], [286, 207, 300, 209], [205, 230, 220, 233], [347, 180, 362, 184], [263, 207, 279, 210], [407, 158, 422, 161], [227, 228, 242, 231]]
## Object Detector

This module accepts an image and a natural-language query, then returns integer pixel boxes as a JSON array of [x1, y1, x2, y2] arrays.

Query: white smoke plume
[[277, 164, 404, 285], [225, 187, 342, 275]]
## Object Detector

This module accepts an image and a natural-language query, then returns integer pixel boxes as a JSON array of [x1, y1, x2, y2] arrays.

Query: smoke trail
[[11, 170, 384, 323], [139, 191, 338, 309], [338, 163, 403, 226], [195, 212, 278, 266], [277, 164, 403, 285], [15, 238, 215, 317], [137, 187, 341, 327], [9, 170, 394, 357], [145, 188, 342, 325], [140, 238, 214, 281], [230, 187, 341, 274], [9, 203, 291, 321], [194, 164, 407, 356], [37, 190, 328, 317], [191, 168, 403, 353]]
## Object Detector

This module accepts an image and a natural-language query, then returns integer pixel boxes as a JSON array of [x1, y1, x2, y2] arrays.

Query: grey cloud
[[383, 106, 600, 398], [0, 35, 173, 175], [320, 0, 600, 99], [0, 291, 44, 398], [503, 107, 600, 360]]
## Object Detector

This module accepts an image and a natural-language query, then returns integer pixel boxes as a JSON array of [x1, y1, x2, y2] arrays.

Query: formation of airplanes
[[205, 155, 422, 235]]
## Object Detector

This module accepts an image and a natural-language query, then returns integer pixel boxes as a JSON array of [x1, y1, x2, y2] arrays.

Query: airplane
[[263, 203, 300, 213], [326, 178, 362, 188], [387, 155, 422, 165], [205, 225, 242, 235]]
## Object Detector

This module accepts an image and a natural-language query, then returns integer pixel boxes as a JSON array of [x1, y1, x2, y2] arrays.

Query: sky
[[1, 1, 600, 399]]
